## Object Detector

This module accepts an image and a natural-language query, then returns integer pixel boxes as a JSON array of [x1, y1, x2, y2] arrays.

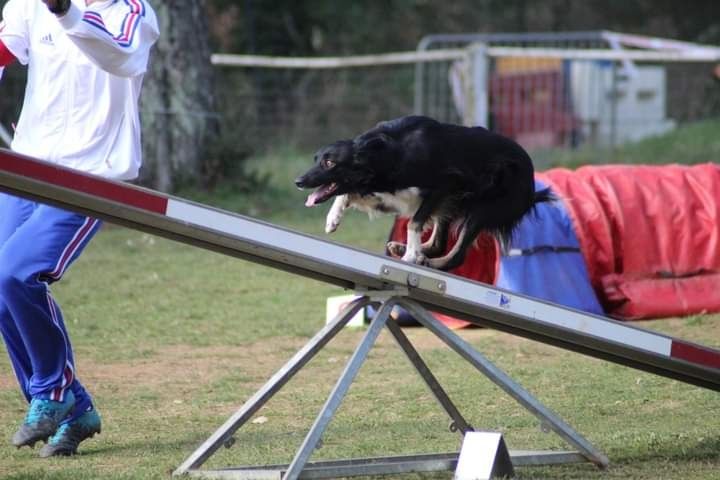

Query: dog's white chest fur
[[362, 187, 422, 217], [324, 188, 422, 233]]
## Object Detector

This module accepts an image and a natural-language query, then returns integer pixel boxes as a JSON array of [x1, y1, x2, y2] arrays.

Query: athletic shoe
[[39, 408, 101, 457], [12, 390, 76, 448]]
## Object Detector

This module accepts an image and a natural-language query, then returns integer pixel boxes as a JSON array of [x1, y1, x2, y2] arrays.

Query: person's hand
[[42, 0, 71, 16]]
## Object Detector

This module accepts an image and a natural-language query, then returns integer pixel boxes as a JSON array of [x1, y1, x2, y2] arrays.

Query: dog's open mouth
[[305, 183, 338, 207]]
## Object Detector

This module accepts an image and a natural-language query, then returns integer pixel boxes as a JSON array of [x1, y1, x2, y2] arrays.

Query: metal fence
[[415, 31, 609, 127], [215, 60, 418, 154], [213, 31, 720, 162], [416, 31, 720, 165]]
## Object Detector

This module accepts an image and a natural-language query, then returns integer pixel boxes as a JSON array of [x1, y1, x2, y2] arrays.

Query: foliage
[[206, 0, 720, 56], [197, 126, 260, 190]]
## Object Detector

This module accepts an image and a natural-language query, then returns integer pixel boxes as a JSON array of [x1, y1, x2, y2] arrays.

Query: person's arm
[[42, 0, 159, 78]]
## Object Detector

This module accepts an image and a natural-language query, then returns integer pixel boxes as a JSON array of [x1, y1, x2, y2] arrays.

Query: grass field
[[538, 118, 720, 168], [1, 125, 720, 479]]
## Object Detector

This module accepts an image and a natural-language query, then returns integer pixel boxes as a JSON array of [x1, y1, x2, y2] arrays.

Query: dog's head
[[295, 140, 356, 207], [295, 132, 401, 206]]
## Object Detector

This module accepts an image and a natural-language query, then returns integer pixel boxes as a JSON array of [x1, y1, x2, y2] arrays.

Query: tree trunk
[[140, 0, 218, 192]]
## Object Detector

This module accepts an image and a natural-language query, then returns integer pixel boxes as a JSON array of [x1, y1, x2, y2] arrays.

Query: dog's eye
[[323, 159, 336, 169]]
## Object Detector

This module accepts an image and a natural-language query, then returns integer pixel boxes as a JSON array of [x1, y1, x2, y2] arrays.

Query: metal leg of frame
[[398, 298, 609, 469], [174, 297, 373, 476], [177, 295, 605, 479], [384, 319, 473, 435], [282, 298, 399, 480]]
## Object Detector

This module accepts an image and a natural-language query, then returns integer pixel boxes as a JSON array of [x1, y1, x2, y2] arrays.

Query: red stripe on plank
[[0, 150, 168, 214], [671, 341, 720, 370]]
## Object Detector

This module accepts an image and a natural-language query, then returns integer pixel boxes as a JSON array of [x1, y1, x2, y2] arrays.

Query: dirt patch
[[4, 317, 705, 398], [0, 370, 16, 390], [84, 337, 311, 389], [0, 327, 552, 400], [0, 337, 310, 399]]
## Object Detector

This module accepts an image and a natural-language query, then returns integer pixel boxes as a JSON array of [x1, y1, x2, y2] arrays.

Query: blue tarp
[[497, 181, 603, 315]]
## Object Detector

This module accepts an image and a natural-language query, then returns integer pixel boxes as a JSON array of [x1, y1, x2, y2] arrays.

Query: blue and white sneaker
[[39, 407, 101, 457], [12, 390, 76, 448]]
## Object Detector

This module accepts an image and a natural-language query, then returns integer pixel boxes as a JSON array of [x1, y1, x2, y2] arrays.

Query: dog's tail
[[533, 187, 556, 205], [527, 187, 557, 222], [495, 188, 557, 254]]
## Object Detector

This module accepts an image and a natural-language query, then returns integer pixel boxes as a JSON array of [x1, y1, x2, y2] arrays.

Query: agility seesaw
[[1, 148, 719, 479]]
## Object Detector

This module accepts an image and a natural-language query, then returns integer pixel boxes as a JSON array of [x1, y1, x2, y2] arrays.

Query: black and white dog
[[295, 115, 552, 271]]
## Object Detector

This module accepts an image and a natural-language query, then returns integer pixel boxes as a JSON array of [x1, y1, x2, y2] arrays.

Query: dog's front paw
[[325, 210, 343, 233], [387, 241, 406, 258], [324, 195, 348, 234], [325, 218, 340, 234], [401, 251, 426, 265]]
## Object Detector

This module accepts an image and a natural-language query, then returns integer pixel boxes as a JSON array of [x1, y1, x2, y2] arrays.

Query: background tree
[[140, 0, 220, 192]]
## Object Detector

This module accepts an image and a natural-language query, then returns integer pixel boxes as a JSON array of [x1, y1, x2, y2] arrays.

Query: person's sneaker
[[39, 408, 101, 457], [12, 390, 76, 448]]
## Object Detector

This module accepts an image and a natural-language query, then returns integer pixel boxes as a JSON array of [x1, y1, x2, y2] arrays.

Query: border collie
[[295, 115, 552, 271]]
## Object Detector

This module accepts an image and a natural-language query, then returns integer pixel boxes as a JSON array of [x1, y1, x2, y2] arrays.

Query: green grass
[[1, 122, 720, 479], [538, 118, 720, 168]]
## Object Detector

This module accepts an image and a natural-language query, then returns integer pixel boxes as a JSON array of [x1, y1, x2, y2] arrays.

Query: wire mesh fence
[[414, 31, 611, 129], [216, 31, 720, 167], [216, 63, 417, 154], [417, 32, 720, 166]]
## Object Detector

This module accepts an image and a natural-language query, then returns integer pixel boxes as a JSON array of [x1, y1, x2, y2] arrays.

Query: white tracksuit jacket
[[0, 0, 159, 180]]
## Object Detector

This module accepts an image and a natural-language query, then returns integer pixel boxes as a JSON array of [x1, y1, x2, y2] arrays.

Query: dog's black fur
[[295, 115, 552, 271]]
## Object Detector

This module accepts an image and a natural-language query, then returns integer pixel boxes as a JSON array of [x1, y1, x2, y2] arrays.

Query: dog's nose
[[294, 176, 305, 188]]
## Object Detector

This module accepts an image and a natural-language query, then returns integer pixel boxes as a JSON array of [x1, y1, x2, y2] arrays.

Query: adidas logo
[[40, 33, 55, 46]]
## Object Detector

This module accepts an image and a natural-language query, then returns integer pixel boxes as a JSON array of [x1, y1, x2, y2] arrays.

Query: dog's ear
[[356, 133, 394, 153]]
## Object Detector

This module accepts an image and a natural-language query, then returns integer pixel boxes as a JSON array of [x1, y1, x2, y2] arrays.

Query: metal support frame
[[175, 293, 607, 479]]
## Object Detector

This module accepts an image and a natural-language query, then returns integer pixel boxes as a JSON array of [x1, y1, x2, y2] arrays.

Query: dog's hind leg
[[389, 216, 450, 259], [325, 195, 350, 233], [425, 225, 469, 270], [401, 225, 425, 265], [425, 216, 486, 271], [388, 221, 442, 260], [421, 216, 450, 257], [400, 191, 446, 265], [387, 241, 406, 258]]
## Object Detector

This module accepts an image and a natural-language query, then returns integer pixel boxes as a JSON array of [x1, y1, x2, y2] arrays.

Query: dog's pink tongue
[[305, 191, 321, 207]]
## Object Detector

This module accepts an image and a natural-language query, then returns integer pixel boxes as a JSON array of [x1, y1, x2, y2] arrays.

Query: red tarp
[[390, 163, 720, 321], [539, 163, 720, 319]]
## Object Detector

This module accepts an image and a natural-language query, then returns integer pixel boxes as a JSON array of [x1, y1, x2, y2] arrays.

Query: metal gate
[[415, 31, 720, 163]]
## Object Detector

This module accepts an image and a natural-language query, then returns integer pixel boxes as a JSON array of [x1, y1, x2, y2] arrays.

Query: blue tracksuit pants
[[0, 193, 102, 420]]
